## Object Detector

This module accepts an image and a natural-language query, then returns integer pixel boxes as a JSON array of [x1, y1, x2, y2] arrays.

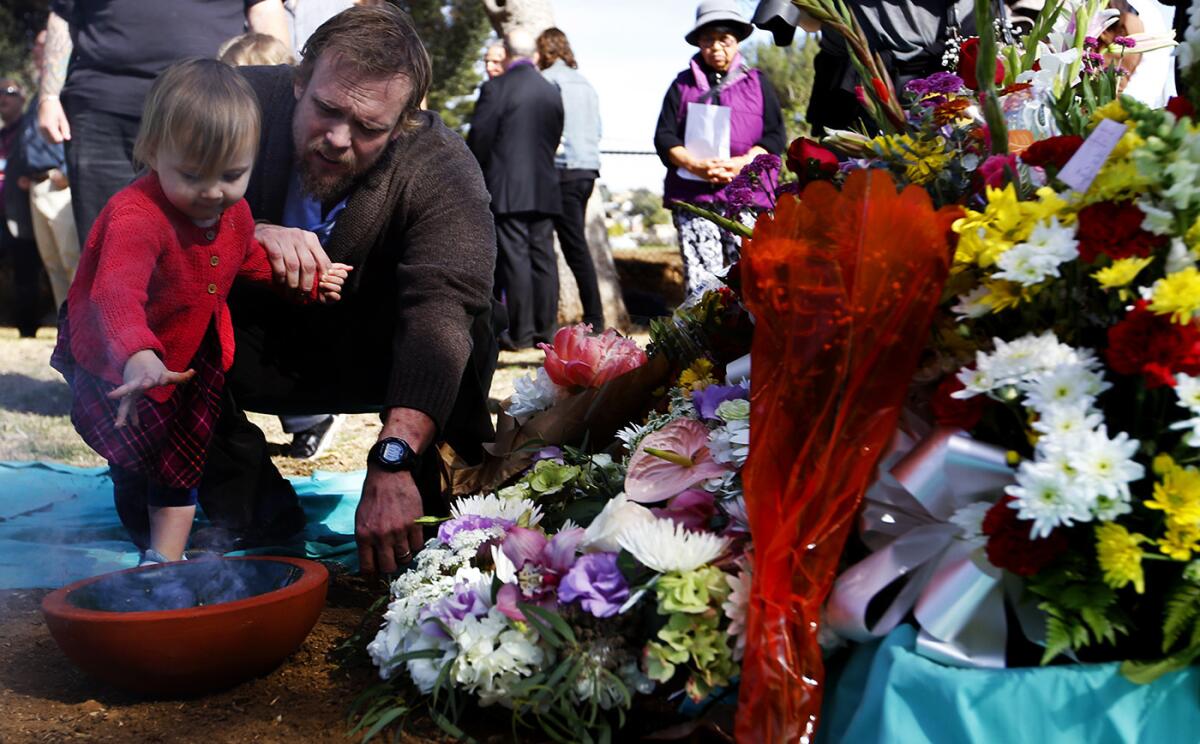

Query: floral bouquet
[[817, 0, 1200, 687], [360, 320, 760, 741]]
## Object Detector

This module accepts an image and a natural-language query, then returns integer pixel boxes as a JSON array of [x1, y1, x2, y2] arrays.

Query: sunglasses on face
[[0, 86, 21, 97]]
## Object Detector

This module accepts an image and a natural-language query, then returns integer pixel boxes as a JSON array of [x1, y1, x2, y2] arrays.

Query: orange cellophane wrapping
[[735, 170, 960, 743]]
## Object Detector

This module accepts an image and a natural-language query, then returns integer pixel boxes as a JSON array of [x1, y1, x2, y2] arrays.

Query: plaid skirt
[[51, 310, 224, 489]]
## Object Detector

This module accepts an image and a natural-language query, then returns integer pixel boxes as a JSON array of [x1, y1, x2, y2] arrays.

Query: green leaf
[[430, 709, 474, 742], [413, 515, 450, 525], [517, 602, 562, 647], [1121, 645, 1200, 685], [361, 707, 408, 743], [1163, 583, 1200, 652], [521, 603, 578, 645]]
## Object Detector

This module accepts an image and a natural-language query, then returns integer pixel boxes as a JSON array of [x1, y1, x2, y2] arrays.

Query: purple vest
[[662, 53, 779, 211]]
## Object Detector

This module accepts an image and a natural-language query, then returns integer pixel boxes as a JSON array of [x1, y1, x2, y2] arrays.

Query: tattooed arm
[[37, 10, 72, 143]]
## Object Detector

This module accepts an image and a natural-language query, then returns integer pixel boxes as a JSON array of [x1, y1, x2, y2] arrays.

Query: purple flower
[[495, 527, 585, 621], [1084, 36, 1099, 48], [924, 72, 964, 94], [746, 152, 782, 176], [558, 552, 629, 618], [533, 446, 564, 463], [692, 383, 747, 420], [420, 579, 490, 637], [724, 183, 754, 216], [1113, 36, 1136, 49], [904, 78, 931, 97], [437, 514, 514, 543]]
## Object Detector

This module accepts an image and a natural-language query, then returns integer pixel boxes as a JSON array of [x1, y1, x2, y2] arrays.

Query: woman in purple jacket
[[653, 0, 786, 297]]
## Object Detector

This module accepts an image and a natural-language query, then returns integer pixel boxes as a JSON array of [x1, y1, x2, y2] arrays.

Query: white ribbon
[[825, 426, 1043, 668]]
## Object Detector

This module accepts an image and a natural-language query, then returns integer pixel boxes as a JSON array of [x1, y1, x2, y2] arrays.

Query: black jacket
[[228, 65, 500, 460], [467, 61, 565, 216]]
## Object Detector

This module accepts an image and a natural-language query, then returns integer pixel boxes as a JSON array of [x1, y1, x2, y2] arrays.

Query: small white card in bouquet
[[677, 102, 731, 182]]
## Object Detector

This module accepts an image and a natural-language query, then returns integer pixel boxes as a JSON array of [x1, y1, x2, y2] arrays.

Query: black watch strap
[[368, 437, 416, 471]]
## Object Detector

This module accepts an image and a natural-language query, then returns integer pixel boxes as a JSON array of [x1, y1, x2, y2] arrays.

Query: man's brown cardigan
[[226, 65, 499, 458]]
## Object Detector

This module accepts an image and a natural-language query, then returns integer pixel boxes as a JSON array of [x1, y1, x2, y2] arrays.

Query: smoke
[[69, 557, 303, 613]]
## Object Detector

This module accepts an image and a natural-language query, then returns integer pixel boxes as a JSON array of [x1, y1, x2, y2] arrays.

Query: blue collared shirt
[[281, 170, 348, 245]]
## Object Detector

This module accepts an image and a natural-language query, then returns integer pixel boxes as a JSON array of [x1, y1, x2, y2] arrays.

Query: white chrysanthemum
[[951, 285, 993, 320], [722, 560, 752, 660], [1031, 401, 1103, 438], [709, 419, 750, 467], [1069, 427, 1144, 498], [617, 518, 730, 573], [993, 219, 1077, 286], [615, 421, 652, 452], [506, 367, 566, 422], [1005, 461, 1092, 538], [1019, 363, 1109, 414], [451, 493, 543, 526], [1177, 374, 1200, 412], [1170, 416, 1200, 448], [955, 332, 1097, 397]]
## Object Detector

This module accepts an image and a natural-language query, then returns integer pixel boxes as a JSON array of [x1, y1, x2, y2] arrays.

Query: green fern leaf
[[1163, 584, 1200, 653]]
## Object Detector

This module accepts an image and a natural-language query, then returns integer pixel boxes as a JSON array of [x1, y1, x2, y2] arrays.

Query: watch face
[[382, 441, 405, 463]]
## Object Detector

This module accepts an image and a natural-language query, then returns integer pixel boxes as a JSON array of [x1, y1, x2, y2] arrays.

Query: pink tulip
[[625, 419, 729, 503], [539, 323, 647, 389]]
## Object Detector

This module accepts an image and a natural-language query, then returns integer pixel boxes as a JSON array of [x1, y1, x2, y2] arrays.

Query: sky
[[534, 0, 782, 194]]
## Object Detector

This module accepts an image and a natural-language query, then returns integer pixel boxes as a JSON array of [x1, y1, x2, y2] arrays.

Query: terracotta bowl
[[41, 556, 328, 697]]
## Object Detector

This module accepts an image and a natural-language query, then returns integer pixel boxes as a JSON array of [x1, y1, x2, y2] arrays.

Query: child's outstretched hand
[[108, 350, 196, 427], [318, 262, 353, 304]]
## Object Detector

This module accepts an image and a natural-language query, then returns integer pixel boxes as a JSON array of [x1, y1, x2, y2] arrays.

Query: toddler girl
[[52, 58, 349, 564]]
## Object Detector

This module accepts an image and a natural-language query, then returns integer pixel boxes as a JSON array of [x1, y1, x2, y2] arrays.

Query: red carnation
[[931, 373, 988, 430], [1106, 301, 1200, 388], [1167, 96, 1196, 119], [785, 137, 839, 185], [982, 496, 1068, 577], [958, 38, 1005, 91], [1019, 135, 1084, 170], [1075, 201, 1167, 263]]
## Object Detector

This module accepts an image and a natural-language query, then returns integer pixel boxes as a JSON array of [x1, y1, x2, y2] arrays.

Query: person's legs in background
[[279, 413, 343, 459], [553, 176, 603, 329], [528, 215, 559, 346], [672, 207, 728, 298], [494, 215, 536, 349], [62, 105, 139, 245], [1, 225, 44, 337], [29, 176, 79, 309]]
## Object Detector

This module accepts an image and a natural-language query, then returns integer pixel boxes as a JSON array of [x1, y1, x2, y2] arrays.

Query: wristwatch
[[367, 437, 417, 471]]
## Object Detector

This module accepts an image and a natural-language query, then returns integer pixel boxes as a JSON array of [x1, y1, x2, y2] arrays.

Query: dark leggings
[[109, 464, 198, 550]]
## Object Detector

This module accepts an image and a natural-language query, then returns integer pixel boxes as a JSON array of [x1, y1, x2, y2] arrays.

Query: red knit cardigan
[[66, 173, 300, 403]]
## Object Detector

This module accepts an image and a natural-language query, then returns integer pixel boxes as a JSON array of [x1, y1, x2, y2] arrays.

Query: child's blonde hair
[[218, 32, 295, 67], [133, 58, 261, 178]]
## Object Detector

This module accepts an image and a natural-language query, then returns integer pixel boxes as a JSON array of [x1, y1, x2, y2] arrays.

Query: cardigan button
[[207, 283, 217, 294], [205, 230, 216, 241], [210, 255, 219, 267]]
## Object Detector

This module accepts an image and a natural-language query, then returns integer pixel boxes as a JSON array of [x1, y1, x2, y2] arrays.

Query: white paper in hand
[[678, 102, 731, 182]]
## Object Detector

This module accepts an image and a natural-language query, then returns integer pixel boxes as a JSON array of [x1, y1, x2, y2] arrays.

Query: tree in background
[[629, 188, 671, 227], [395, 0, 491, 133], [744, 34, 819, 142], [0, 0, 48, 88]]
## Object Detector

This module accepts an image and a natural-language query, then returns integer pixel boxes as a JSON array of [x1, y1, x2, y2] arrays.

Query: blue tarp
[[819, 625, 1200, 744], [0, 461, 365, 589]]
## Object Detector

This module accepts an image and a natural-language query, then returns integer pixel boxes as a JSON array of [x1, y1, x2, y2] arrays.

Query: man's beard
[[296, 141, 364, 202]]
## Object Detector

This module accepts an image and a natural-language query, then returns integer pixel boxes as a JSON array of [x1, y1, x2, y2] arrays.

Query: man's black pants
[[62, 105, 139, 245], [494, 213, 557, 348]]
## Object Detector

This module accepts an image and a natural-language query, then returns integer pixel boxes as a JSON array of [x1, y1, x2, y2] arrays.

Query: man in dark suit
[[468, 29, 565, 350]]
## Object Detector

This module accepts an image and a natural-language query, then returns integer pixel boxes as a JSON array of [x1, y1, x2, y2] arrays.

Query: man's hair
[[133, 58, 261, 176], [504, 28, 537, 59], [536, 28, 576, 70], [219, 32, 295, 67], [297, 4, 432, 132]]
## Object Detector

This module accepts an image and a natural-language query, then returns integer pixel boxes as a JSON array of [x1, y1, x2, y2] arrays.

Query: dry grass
[[0, 327, 646, 476]]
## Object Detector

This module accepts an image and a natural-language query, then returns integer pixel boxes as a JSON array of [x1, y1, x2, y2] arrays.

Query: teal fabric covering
[[819, 624, 1200, 744], [0, 461, 365, 589]]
